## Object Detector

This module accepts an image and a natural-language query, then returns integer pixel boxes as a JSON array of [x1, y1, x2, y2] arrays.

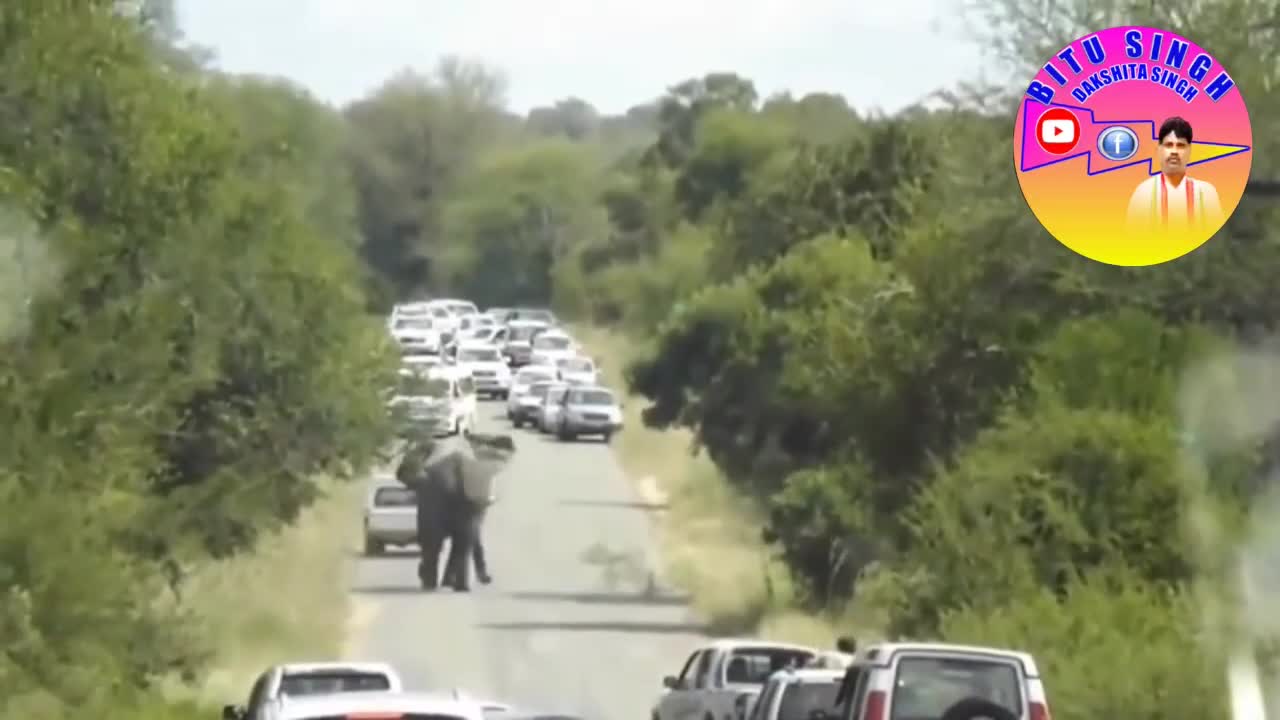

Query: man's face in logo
[[1159, 130, 1191, 176]]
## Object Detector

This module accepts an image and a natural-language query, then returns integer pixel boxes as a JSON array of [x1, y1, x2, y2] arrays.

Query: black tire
[[513, 417, 523, 428], [602, 431, 613, 444], [364, 536, 384, 556], [938, 698, 1017, 720], [558, 424, 575, 441]]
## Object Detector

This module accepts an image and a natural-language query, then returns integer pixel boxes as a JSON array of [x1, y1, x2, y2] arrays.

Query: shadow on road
[[349, 584, 429, 594], [559, 499, 668, 511], [478, 620, 707, 634], [505, 590, 690, 606]]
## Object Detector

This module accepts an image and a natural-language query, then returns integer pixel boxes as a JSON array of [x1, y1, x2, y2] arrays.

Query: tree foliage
[[1, 2, 395, 714], [341, 2, 1280, 719], [14, 0, 1280, 717]]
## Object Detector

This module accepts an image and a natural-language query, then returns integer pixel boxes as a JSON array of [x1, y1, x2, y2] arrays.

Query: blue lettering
[[1165, 39, 1188, 69], [1205, 72, 1235, 102], [1082, 35, 1106, 64], [1149, 33, 1163, 62], [1044, 62, 1068, 86], [1071, 88, 1088, 102], [1183, 87, 1199, 103], [1188, 54, 1212, 82], [1125, 30, 1142, 58], [1026, 80, 1055, 104], [1057, 47, 1083, 73]]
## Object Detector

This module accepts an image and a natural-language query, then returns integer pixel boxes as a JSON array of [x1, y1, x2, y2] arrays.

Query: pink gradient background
[[1013, 26, 1253, 266]]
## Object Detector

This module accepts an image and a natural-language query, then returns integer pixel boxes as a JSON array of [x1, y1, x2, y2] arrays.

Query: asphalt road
[[346, 399, 708, 719]]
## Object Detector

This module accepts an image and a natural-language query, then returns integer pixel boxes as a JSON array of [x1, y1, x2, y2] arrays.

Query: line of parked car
[[384, 299, 624, 443], [221, 660, 575, 720], [654, 637, 1050, 720]]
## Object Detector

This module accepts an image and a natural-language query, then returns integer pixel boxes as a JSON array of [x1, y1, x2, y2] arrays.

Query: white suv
[[454, 342, 513, 399], [836, 642, 1051, 720]]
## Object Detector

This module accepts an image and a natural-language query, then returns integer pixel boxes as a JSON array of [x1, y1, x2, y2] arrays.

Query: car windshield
[[278, 671, 392, 696], [449, 302, 477, 315], [459, 347, 501, 362], [725, 648, 816, 685], [509, 326, 544, 341], [534, 335, 571, 350], [889, 657, 1022, 720], [516, 369, 554, 384], [777, 680, 841, 720], [400, 375, 450, 398], [395, 317, 433, 331], [373, 486, 416, 507], [431, 307, 450, 318], [568, 389, 614, 406], [559, 358, 592, 372]]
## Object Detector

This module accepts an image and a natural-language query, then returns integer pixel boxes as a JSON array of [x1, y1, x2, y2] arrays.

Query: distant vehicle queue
[[385, 299, 622, 443]]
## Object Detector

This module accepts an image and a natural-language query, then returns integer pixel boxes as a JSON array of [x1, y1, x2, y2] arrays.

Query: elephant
[[396, 432, 515, 591]]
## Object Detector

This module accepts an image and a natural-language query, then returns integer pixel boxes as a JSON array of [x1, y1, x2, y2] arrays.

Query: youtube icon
[[1035, 107, 1080, 155]]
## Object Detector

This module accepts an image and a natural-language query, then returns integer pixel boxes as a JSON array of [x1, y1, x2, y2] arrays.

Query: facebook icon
[[1097, 126, 1139, 162]]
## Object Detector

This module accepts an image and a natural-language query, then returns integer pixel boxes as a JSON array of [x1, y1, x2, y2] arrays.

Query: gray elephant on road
[[396, 432, 515, 591]]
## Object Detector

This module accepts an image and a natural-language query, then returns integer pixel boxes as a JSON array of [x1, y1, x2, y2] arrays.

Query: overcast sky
[[176, 1, 987, 114]]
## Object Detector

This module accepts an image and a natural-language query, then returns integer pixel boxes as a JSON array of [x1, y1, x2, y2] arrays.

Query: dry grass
[[575, 325, 865, 644], [164, 477, 365, 704]]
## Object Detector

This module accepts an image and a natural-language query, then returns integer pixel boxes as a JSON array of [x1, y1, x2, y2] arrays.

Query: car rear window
[[725, 648, 817, 685], [889, 657, 1022, 720], [374, 487, 415, 507], [776, 679, 841, 720], [278, 671, 392, 696]]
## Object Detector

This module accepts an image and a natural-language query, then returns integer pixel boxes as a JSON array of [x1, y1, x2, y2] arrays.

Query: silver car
[[363, 482, 417, 555], [554, 385, 623, 443]]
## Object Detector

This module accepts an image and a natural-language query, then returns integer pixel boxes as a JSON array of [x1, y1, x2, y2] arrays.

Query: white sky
[[176, 0, 988, 114]]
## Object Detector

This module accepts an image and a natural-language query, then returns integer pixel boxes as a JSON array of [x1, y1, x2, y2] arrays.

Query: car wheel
[[602, 431, 613, 444], [557, 424, 574, 442], [364, 536, 384, 556]]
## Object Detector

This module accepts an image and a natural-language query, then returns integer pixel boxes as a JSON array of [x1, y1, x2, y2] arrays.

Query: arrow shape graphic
[[1018, 100, 1250, 176]]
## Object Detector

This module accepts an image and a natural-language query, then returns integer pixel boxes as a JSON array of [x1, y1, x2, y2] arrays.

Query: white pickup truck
[[653, 639, 820, 720]]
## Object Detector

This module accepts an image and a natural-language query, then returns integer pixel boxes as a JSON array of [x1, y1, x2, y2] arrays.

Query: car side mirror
[[662, 675, 679, 690]]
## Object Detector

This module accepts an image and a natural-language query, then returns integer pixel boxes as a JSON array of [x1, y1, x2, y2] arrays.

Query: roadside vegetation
[[1, 3, 395, 718], [11, 1, 1280, 720], [340, 3, 1280, 720]]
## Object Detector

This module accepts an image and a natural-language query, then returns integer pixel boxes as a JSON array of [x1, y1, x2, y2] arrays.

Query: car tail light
[[1029, 701, 1051, 720], [863, 690, 886, 720]]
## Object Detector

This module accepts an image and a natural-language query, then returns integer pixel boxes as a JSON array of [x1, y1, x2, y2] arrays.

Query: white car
[[528, 330, 577, 367], [654, 640, 820, 720], [503, 320, 550, 367], [403, 353, 444, 373], [555, 356, 599, 386], [747, 668, 844, 720], [269, 692, 484, 720], [363, 480, 417, 555], [553, 385, 624, 443], [223, 662, 404, 720], [505, 365, 561, 419], [836, 642, 1050, 720], [389, 315, 442, 354], [455, 343, 513, 398], [435, 298, 480, 317], [389, 366, 477, 437]]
